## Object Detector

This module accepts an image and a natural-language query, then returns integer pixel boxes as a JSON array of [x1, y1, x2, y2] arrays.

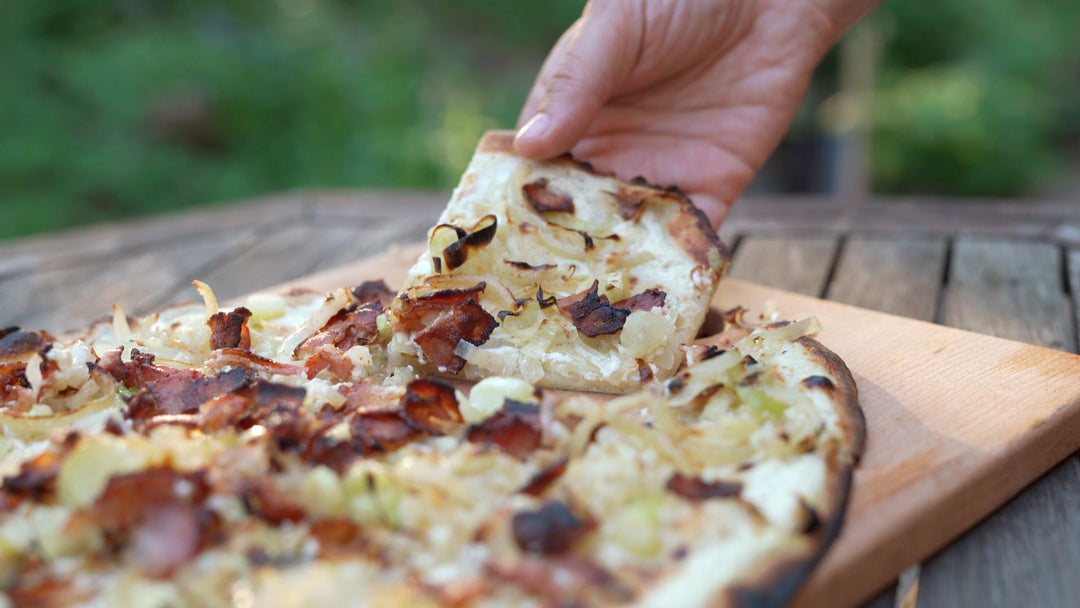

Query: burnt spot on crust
[[523, 178, 575, 213], [607, 185, 648, 221], [555, 280, 630, 337], [512, 501, 591, 555], [615, 288, 666, 313], [666, 473, 743, 501], [207, 307, 252, 350], [442, 214, 498, 271], [0, 328, 50, 363], [663, 193, 731, 269], [518, 457, 569, 497], [400, 378, 462, 435], [466, 400, 542, 460], [504, 260, 556, 271], [536, 286, 557, 308], [802, 375, 835, 390], [794, 336, 865, 464]]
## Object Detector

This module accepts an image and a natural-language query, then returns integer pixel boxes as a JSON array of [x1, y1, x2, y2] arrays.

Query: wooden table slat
[[917, 237, 1080, 607], [825, 236, 948, 322], [725, 236, 839, 296], [944, 239, 1073, 352]]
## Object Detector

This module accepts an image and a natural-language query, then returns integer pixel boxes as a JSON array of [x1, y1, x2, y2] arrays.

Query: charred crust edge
[[722, 337, 863, 608]]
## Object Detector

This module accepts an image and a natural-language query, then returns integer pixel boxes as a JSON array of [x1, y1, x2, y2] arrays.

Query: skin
[[514, 0, 883, 228]]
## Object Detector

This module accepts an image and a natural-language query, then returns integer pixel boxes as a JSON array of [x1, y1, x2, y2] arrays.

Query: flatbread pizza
[[0, 132, 863, 607]]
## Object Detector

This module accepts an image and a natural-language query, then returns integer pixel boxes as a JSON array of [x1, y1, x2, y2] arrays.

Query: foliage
[[0, 0, 583, 239], [0, 0, 1077, 239], [870, 0, 1080, 195]]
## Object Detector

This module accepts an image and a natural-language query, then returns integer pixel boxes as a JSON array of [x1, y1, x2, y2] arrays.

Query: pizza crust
[[390, 131, 731, 393]]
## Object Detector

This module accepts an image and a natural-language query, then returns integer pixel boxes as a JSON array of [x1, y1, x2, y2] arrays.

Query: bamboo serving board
[[274, 243, 1080, 608]]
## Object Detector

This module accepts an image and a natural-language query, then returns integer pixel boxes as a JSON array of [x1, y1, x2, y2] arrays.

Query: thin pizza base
[[0, 282, 862, 607]]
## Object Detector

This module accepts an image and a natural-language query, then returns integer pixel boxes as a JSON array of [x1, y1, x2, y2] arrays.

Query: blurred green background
[[2, 0, 1078, 240]]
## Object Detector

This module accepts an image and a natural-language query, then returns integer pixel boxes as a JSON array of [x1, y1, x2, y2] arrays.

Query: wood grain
[[944, 238, 1072, 352], [826, 237, 947, 321], [916, 238, 1080, 607], [0, 230, 259, 333], [726, 236, 839, 296]]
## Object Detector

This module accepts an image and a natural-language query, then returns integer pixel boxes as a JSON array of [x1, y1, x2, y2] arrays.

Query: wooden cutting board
[[274, 243, 1080, 608]]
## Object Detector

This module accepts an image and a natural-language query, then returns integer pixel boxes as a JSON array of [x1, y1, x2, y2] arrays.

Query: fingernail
[[515, 112, 550, 143]]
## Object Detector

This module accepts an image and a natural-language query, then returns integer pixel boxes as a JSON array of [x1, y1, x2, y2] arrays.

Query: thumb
[[514, 2, 639, 159]]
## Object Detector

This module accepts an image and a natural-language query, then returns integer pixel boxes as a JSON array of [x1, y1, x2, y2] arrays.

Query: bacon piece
[[0, 327, 50, 363], [243, 478, 306, 525], [351, 280, 396, 308], [340, 380, 404, 415], [518, 457, 568, 497], [511, 501, 592, 555], [0, 361, 31, 410], [396, 285, 498, 374], [310, 518, 369, 558], [401, 378, 462, 435], [206, 348, 304, 377], [555, 281, 630, 337], [69, 468, 212, 577], [296, 300, 382, 359], [351, 411, 421, 453], [665, 473, 742, 500], [127, 366, 251, 419], [99, 348, 172, 387], [208, 307, 252, 350], [466, 400, 542, 460], [303, 346, 354, 382], [523, 178, 574, 213], [2, 449, 63, 504], [615, 288, 666, 313], [7, 568, 93, 607]]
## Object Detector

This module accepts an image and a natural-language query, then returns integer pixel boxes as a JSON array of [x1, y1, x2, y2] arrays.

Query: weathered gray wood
[[944, 238, 1072, 351], [826, 237, 947, 321], [163, 224, 367, 304], [722, 196, 1080, 246], [0, 193, 306, 278], [0, 230, 258, 333], [1069, 249, 1080, 355], [918, 457, 1080, 608], [918, 238, 1080, 607], [726, 236, 839, 296]]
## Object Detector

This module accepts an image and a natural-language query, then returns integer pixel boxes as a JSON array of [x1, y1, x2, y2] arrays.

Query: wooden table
[[4, 190, 1080, 607]]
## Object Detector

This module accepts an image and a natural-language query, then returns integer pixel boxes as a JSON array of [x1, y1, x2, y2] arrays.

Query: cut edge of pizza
[[387, 130, 731, 393]]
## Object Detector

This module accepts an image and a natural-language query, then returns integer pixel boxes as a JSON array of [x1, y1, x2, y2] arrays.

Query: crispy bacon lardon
[[466, 400, 543, 460], [295, 300, 382, 359], [208, 307, 252, 350], [400, 378, 462, 435], [555, 280, 630, 338], [395, 285, 498, 374]]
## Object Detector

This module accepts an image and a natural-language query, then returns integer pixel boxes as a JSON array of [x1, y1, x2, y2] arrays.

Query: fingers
[[514, 1, 639, 160]]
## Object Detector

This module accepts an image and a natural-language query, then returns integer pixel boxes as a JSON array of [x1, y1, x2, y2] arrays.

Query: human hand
[[514, 0, 880, 227]]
